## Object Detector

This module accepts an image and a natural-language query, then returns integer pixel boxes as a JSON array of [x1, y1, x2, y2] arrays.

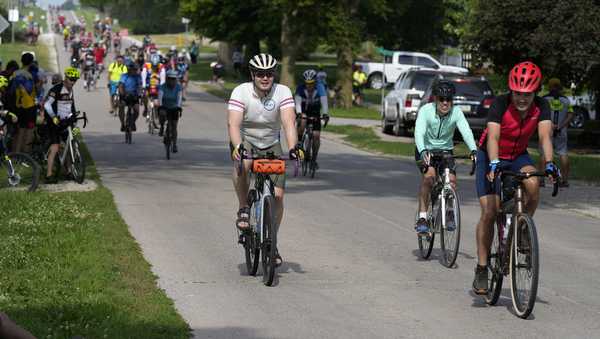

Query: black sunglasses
[[67, 77, 78, 82], [437, 96, 453, 103], [254, 71, 275, 79]]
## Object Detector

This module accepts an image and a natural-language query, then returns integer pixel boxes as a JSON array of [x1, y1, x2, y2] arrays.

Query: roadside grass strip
[[330, 106, 380, 120], [0, 42, 51, 71], [0, 140, 190, 338]]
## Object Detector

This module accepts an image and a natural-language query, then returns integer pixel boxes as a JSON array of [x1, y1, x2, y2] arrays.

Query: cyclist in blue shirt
[[158, 70, 183, 152], [118, 62, 142, 132], [295, 69, 329, 169]]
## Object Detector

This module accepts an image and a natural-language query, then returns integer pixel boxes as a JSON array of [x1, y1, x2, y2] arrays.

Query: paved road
[[53, 25, 600, 338]]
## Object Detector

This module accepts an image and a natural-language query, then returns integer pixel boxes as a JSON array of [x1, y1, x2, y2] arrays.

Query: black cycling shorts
[[121, 94, 139, 106], [16, 107, 37, 129]]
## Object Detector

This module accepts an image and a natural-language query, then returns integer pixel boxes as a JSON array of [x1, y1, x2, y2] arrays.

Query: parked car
[[356, 51, 469, 90], [568, 92, 596, 128], [382, 68, 462, 135], [418, 75, 494, 136]]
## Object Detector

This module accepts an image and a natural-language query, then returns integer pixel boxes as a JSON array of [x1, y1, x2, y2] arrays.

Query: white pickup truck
[[356, 51, 469, 89]]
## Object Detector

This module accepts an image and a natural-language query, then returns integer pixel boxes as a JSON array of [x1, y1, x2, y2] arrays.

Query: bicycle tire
[[70, 139, 86, 184], [2, 152, 40, 192], [417, 203, 435, 259], [164, 121, 171, 160], [245, 197, 260, 276], [440, 188, 461, 268], [125, 108, 133, 144], [510, 214, 539, 318], [302, 134, 311, 176], [262, 195, 277, 286], [485, 218, 504, 305], [148, 107, 154, 135]]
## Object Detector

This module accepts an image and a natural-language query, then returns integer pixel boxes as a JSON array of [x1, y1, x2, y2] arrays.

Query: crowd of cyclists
[[0, 7, 570, 326]]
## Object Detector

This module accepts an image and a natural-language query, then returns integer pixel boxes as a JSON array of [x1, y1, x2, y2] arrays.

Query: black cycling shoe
[[45, 175, 58, 184], [120, 125, 125, 132], [172, 144, 178, 153], [472, 265, 489, 295]]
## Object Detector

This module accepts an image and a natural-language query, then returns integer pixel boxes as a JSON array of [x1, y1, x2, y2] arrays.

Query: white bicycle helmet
[[248, 53, 277, 71], [303, 69, 317, 83]]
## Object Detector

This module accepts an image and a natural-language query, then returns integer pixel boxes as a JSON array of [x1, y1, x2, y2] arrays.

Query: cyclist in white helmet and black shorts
[[228, 53, 304, 266]]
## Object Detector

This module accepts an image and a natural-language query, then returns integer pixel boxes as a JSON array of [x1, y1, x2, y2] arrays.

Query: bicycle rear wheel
[[2, 152, 40, 192], [417, 203, 435, 259], [510, 214, 539, 318], [262, 195, 277, 286], [164, 121, 171, 160], [440, 188, 461, 268], [148, 106, 154, 135], [125, 109, 133, 144], [485, 218, 504, 305], [70, 138, 86, 183]]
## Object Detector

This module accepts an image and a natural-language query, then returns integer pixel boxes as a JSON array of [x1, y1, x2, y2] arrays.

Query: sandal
[[274, 249, 283, 267], [236, 207, 251, 232]]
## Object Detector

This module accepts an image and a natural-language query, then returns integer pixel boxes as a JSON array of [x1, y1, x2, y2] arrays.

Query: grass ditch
[[0, 42, 51, 71], [0, 137, 190, 338]]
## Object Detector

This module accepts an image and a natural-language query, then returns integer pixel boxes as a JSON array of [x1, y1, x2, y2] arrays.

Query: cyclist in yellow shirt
[[107, 55, 128, 114]]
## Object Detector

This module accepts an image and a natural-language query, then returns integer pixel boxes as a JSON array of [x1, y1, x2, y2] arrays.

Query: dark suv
[[418, 75, 494, 136]]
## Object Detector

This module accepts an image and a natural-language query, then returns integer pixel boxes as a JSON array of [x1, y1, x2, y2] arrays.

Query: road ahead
[[54, 29, 600, 338]]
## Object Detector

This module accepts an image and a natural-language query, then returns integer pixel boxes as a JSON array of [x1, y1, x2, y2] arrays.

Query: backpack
[[10, 69, 37, 109]]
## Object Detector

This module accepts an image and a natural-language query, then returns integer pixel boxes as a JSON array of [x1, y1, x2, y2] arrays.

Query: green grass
[[0, 41, 51, 70], [330, 106, 380, 120], [0, 138, 190, 338]]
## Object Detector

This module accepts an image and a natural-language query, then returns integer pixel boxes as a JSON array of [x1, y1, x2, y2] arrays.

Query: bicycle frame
[[57, 126, 76, 167]]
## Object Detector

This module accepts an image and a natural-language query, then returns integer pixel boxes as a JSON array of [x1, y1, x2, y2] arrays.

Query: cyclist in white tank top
[[227, 53, 304, 266]]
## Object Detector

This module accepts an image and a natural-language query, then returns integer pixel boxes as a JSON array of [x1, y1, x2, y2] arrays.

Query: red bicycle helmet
[[508, 61, 542, 93]]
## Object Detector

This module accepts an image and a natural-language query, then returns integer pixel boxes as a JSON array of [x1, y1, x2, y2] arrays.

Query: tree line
[[81, 0, 600, 110]]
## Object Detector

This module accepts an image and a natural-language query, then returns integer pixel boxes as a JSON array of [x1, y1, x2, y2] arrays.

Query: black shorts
[[303, 114, 322, 131], [16, 107, 38, 129], [159, 107, 180, 121], [414, 148, 456, 175], [121, 94, 139, 106], [352, 86, 361, 95], [44, 122, 68, 145]]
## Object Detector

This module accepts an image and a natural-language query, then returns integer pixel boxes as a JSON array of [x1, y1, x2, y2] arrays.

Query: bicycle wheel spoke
[[510, 215, 539, 318]]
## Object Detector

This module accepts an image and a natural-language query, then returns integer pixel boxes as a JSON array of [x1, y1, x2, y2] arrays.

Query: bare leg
[[312, 130, 321, 163], [520, 165, 540, 216], [0, 312, 36, 339], [418, 167, 436, 213], [476, 195, 498, 266], [47, 144, 60, 177], [232, 160, 252, 209], [560, 154, 569, 183]]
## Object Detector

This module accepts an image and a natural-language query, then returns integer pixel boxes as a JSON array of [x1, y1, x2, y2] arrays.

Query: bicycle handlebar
[[73, 111, 88, 129], [501, 170, 560, 197], [236, 150, 300, 177]]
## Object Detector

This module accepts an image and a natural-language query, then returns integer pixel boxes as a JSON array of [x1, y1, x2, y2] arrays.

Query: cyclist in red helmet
[[472, 61, 560, 295]]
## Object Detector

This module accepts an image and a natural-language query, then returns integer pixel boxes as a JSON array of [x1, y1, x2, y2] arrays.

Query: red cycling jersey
[[479, 94, 550, 160]]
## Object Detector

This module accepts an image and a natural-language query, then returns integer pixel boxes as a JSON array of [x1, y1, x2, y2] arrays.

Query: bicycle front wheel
[[302, 135, 311, 177], [70, 139, 86, 183], [262, 195, 277, 286], [244, 198, 260, 276], [417, 205, 435, 260], [440, 188, 461, 268], [485, 218, 504, 305], [2, 152, 40, 192], [510, 214, 539, 319]]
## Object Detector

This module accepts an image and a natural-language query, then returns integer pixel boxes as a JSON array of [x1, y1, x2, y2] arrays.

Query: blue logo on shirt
[[263, 99, 275, 111]]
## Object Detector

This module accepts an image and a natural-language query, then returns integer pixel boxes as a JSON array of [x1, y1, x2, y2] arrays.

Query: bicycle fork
[[439, 168, 451, 230]]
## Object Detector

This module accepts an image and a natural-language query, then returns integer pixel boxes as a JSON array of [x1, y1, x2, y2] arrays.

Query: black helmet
[[434, 80, 456, 98]]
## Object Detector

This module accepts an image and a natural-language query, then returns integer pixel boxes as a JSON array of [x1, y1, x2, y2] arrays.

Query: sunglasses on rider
[[437, 96, 453, 103], [254, 71, 275, 79], [67, 77, 78, 82]]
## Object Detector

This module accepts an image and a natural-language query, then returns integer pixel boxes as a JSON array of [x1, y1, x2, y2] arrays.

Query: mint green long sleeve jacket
[[414, 103, 477, 154]]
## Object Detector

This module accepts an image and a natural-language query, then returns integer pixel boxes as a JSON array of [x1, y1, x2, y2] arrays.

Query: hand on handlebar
[[487, 159, 500, 182], [545, 161, 561, 183], [289, 144, 305, 161]]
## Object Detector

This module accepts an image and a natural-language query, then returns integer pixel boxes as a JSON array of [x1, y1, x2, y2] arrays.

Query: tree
[[463, 0, 600, 83]]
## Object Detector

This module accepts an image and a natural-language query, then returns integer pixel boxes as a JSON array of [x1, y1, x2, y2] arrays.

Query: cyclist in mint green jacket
[[414, 80, 477, 234]]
